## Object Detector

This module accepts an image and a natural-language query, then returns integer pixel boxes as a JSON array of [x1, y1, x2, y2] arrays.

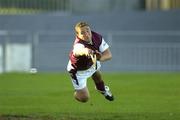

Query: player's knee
[[74, 93, 89, 103], [77, 97, 89, 103]]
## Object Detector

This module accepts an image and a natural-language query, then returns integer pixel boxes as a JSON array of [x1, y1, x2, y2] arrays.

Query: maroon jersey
[[69, 31, 102, 71]]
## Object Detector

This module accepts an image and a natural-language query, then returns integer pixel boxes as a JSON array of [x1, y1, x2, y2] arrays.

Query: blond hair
[[75, 21, 90, 34]]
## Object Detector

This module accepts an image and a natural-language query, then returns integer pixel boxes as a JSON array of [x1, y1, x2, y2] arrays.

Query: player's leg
[[67, 61, 90, 102], [70, 75, 90, 102], [91, 70, 105, 91], [74, 87, 90, 102], [68, 70, 90, 102], [91, 70, 114, 101]]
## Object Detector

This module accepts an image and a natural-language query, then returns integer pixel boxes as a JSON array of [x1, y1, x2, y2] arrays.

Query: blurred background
[[0, 0, 180, 73]]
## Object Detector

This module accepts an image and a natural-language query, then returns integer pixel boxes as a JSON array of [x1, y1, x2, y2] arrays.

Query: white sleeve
[[99, 38, 109, 52]]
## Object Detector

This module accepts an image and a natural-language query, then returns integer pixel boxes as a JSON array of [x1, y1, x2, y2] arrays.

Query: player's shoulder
[[91, 31, 103, 47], [92, 31, 102, 38]]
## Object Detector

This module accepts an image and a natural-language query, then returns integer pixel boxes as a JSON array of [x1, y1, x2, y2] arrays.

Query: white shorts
[[67, 60, 101, 90]]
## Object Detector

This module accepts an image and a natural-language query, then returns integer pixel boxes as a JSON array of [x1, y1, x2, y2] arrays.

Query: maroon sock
[[95, 81, 105, 92]]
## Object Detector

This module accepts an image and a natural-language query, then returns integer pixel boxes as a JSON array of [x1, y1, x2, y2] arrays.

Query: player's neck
[[77, 36, 93, 45], [87, 39, 93, 45], [82, 39, 92, 45]]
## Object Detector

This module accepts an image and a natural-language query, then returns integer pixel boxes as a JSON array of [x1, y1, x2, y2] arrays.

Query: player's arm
[[96, 48, 112, 62], [96, 38, 112, 62]]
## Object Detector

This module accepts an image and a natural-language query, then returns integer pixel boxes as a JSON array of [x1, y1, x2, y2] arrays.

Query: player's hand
[[95, 50, 102, 60]]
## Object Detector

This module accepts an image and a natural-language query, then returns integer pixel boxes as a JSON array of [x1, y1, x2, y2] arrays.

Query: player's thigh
[[71, 74, 88, 90]]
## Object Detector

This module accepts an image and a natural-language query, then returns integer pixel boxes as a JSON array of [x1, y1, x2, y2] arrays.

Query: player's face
[[76, 26, 92, 42]]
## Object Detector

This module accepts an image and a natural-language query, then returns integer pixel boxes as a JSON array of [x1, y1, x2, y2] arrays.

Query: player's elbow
[[106, 52, 112, 61], [100, 54, 112, 62], [108, 53, 112, 60], [100, 49, 112, 61], [105, 49, 112, 60]]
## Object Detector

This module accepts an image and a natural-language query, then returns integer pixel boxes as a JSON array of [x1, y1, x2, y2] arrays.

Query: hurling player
[[67, 21, 114, 102]]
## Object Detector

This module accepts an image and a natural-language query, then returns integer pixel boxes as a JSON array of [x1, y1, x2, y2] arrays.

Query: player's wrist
[[95, 50, 102, 60]]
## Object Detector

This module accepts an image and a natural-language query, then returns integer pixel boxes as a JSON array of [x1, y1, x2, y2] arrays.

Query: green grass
[[0, 72, 180, 120]]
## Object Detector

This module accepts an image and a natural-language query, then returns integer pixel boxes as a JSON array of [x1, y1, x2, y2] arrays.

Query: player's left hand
[[95, 50, 102, 60]]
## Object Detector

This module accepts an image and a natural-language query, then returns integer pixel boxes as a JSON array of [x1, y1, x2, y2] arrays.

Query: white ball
[[73, 44, 89, 56], [73, 47, 89, 56], [30, 68, 37, 74]]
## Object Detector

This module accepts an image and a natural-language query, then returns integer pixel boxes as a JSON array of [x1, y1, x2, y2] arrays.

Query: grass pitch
[[0, 72, 180, 120]]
